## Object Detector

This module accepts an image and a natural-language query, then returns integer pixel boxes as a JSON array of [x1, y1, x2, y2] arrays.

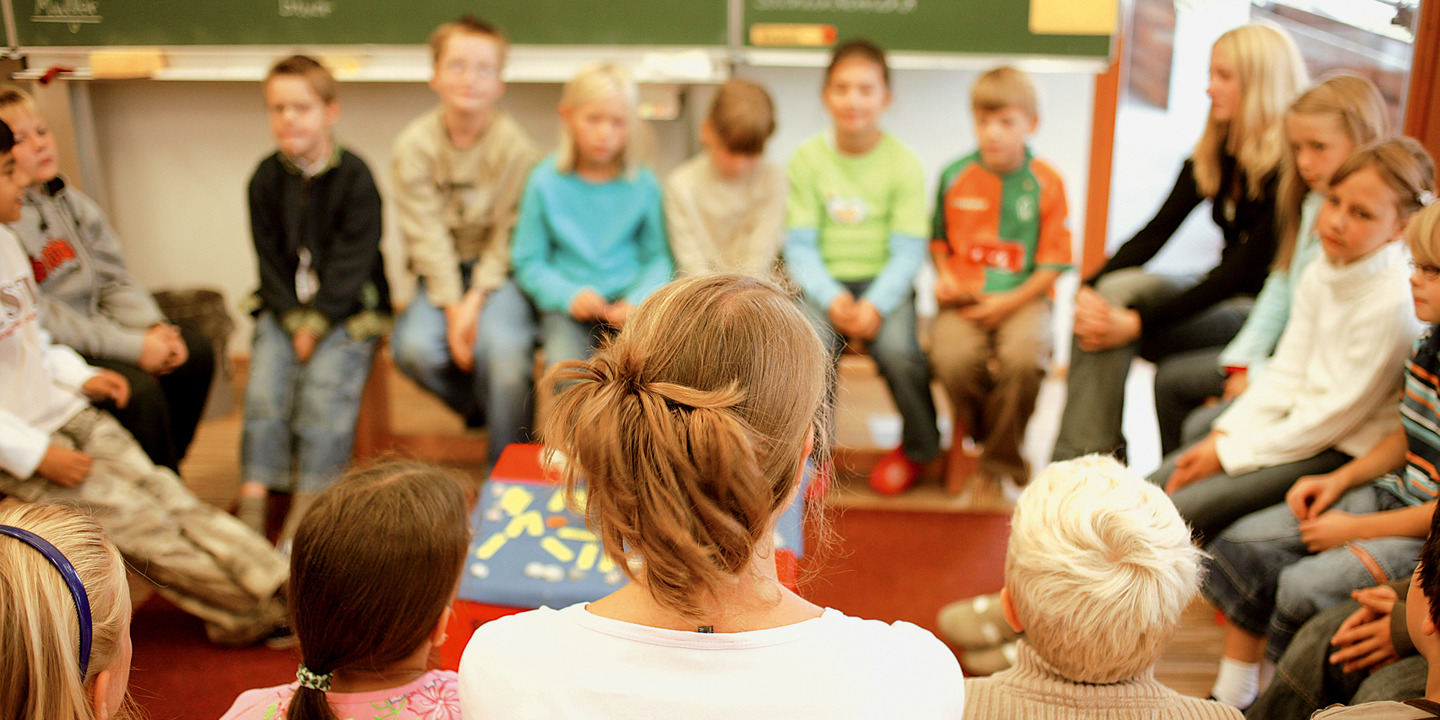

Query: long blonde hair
[[543, 274, 829, 620], [1192, 23, 1308, 200], [556, 62, 646, 176], [0, 504, 131, 720], [1273, 74, 1389, 268]]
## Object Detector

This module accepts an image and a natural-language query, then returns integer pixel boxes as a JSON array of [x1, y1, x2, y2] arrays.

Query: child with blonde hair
[[0, 86, 215, 473], [390, 16, 542, 470], [1053, 23, 1308, 463], [1200, 144, 1438, 709], [1155, 74, 1391, 454], [511, 62, 672, 365], [236, 55, 389, 539], [458, 274, 965, 718], [219, 461, 472, 720], [665, 78, 786, 278], [1, 504, 132, 720], [785, 38, 939, 495], [964, 455, 1238, 719]]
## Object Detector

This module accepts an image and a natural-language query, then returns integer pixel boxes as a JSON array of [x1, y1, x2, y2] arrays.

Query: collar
[[278, 141, 342, 179], [999, 640, 1159, 689], [1314, 241, 1407, 301]]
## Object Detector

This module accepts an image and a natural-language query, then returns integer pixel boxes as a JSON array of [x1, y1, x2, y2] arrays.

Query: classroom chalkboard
[[744, 0, 1113, 58], [17, 0, 729, 48]]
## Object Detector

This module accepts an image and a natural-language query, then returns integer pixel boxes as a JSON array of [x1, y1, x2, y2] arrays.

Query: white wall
[[84, 65, 1094, 356]]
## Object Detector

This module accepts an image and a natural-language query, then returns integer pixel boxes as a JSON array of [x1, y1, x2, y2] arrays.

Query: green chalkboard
[[744, 0, 1112, 58], [17, 0, 728, 48]]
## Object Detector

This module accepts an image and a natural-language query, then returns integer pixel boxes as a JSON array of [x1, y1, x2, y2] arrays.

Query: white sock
[[1211, 657, 1260, 709]]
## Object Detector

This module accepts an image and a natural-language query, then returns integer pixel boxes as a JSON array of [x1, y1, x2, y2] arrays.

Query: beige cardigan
[[964, 642, 1242, 720]]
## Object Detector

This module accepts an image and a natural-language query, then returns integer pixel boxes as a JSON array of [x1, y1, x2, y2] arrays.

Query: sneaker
[[869, 447, 921, 496], [936, 592, 1022, 650], [963, 640, 1019, 676]]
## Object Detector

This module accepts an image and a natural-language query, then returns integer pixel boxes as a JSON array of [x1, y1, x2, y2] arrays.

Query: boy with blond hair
[[390, 15, 542, 470], [964, 455, 1238, 719], [930, 66, 1071, 497], [665, 79, 786, 278]]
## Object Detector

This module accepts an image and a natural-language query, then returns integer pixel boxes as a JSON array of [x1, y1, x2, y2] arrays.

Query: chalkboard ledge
[[13, 45, 731, 83], [741, 48, 1107, 74]]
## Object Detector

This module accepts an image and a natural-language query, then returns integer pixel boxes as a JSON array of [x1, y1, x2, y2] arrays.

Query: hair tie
[[0, 524, 92, 678], [1420, 190, 1437, 207], [296, 664, 333, 691]]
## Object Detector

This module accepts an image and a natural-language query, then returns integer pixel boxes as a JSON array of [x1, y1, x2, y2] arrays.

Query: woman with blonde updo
[[457, 273, 965, 718]]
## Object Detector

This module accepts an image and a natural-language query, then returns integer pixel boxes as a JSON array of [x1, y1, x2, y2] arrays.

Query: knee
[[1092, 267, 1151, 305], [1274, 566, 1324, 623], [390, 327, 442, 376]]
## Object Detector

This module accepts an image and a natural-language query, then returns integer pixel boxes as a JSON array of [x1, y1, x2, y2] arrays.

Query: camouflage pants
[[1, 407, 288, 646]]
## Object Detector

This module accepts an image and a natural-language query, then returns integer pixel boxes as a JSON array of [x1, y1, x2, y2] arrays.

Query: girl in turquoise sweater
[[511, 62, 672, 366]]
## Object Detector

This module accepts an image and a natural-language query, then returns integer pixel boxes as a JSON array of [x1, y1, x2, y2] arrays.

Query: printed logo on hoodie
[[29, 237, 77, 285]]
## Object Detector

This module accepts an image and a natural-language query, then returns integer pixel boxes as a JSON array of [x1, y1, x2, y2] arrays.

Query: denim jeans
[[1145, 444, 1350, 543], [802, 280, 940, 464], [1248, 600, 1427, 719], [539, 312, 613, 368], [391, 279, 540, 467], [1204, 485, 1418, 660], [242, 312, 377, 494], [1052, 269, 1251, 462]]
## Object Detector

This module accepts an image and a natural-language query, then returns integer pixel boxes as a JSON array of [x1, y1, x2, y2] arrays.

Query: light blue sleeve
[[622, 171, 674, 305], [859, 232, 926, 317], [784, 228, 845, 311], [1216, 269, 1292, 369], [510, 168, 584, 314]]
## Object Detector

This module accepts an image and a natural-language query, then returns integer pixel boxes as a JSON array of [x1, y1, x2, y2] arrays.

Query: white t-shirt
[[458, 603, 965, 719]]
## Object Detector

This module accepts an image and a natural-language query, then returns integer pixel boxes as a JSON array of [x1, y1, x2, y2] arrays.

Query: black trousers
[[87, 321, 216, 472]]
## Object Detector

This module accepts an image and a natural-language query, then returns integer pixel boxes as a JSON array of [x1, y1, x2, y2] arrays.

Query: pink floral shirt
[[219, 669, 460, 720]]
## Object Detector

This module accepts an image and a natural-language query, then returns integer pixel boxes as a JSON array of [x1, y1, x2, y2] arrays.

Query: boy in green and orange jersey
[[930, 66, 1071, 498]]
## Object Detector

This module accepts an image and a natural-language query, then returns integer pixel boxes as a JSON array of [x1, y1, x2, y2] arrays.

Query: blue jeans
[[242, 312, 377, 494], [803, 281, 940, 464], [391, 279, 539, 466], [1204, 485, 1418, 661], [540, 313, 613, 367]]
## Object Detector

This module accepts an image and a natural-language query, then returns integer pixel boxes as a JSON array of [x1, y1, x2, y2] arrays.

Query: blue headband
[[0, 524, 93, 678]]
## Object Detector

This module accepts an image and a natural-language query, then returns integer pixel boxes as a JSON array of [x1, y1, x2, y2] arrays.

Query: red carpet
[[128, 506, 1009, 719]]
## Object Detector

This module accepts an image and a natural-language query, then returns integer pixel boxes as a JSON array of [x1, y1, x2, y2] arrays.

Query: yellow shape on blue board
[[475, 532, 508, 560], [505, 511, 543, 538], [541, 537, 576, 562], [556, 527, 596, 542], [577, 543, 599, 571], [598, 554, 616, 573], [500, 485, 534, 517], [547, 488, 567, 513]]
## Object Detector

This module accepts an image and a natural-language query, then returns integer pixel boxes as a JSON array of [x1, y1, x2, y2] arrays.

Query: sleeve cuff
[[2, 424, 51, 479], [280, 308, 332, 338]]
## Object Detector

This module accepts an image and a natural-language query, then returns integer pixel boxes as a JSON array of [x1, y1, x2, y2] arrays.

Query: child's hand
[[1222, 368, 1249, 400], [605, 300, 634, 328], [570, 289, 608, 323], [934, 271, 968, 307], [850, 301, 883, 342], [960, 293, 1016, 330], [81, 370, 130, 409], [1299, 510, 1363, 552], [138, 325, 176, 374], [1330, 584, 1400, 673], [1287, 472, 1346, 521], [292, 328, 319, 364], [828, 293, 857, 335], [1166, 433, 1222, 494], [37, 444, 93, 487], [444, 290, 485, 372]]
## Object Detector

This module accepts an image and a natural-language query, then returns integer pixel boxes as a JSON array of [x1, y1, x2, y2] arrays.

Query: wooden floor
[[174, 355, 1226, 698]]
